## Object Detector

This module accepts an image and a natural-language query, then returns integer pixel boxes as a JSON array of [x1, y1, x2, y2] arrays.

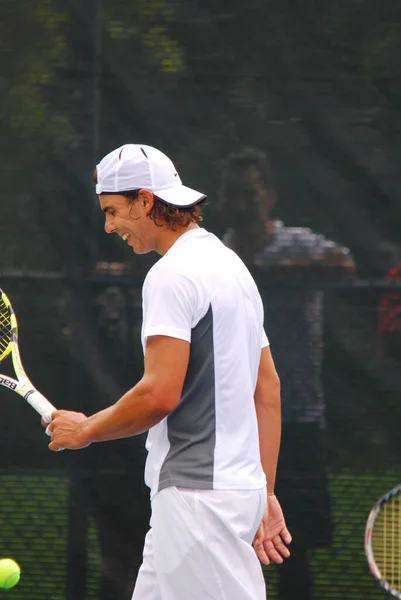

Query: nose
[[104, 217, 115, 234]]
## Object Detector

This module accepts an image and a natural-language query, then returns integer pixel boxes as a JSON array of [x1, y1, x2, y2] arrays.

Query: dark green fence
[[0, 273, 399, 599], [1, 1, 401, 598]]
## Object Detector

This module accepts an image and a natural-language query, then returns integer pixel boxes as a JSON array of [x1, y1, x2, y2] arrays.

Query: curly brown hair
[[93, 168, 203, 231], [147, 197, 203, 230]]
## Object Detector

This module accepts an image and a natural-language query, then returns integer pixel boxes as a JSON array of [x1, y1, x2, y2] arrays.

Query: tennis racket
[[365, 483, 401, 598], [0, 288, 56, 424]]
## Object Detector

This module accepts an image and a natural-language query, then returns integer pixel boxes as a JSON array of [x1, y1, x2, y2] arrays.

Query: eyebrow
[[102, 205, 113, 214]]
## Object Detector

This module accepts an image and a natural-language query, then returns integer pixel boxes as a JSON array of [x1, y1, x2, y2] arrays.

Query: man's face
[[231, 167, 275, 236], [99, 192, 156, 254]]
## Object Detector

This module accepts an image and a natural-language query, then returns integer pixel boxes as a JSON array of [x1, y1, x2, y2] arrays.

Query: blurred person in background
[[60, 275, 151, 600], [220, 147, 355, 600]]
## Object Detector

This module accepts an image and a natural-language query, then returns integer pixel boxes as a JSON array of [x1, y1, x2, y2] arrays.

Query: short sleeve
[[142, 265, 199, 345], [262, 328, 270, 348]]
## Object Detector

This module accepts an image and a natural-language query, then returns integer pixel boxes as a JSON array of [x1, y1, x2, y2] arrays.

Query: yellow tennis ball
[[0, 558, 21, 589]]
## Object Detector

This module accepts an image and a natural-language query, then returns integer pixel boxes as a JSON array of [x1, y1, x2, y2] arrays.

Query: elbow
[[272, 372, 281, 394], [254, 372, 281, 407], [269, 376, 281, 405], [264, 370, 281, 394], [148, 389, 180, 419], [137, 375, 183, 420]]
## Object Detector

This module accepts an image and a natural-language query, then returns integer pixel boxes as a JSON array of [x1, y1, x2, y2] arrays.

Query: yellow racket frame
[[0, 288, 56, 422]]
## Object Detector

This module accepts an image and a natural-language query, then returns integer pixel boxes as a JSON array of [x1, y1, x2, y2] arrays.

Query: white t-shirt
[[141, 228, 268, 497]]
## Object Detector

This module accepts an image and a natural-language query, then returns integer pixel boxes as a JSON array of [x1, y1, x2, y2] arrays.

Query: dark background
[[0, 1, 401, 598]]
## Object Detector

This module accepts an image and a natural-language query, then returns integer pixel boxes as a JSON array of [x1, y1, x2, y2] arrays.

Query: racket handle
[[25, 389, 56, 423]]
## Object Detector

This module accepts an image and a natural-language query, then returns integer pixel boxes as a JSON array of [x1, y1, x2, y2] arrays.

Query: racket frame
[[365, 483, 401, 599], [0, 289, 56, 423]]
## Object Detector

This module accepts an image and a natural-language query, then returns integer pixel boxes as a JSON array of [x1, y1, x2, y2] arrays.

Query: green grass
[[0, 471, 100, 600], [0, 469, 397, 599]]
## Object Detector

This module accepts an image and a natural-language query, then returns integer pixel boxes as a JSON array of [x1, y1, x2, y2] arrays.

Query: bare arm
[[253, 345, 292, 565], [254, 345, 281, 494], [46, 335, 190, 451]]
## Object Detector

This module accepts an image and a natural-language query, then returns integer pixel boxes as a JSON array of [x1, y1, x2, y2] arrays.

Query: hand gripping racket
[[0, 288, 56, 424], [365, 483, 401, 598]]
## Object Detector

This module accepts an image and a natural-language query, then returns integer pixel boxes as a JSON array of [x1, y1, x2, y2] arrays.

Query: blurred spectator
[[219, 147, 355, 600], [61, 267, 153, 600], [89, 271, 150, 600]]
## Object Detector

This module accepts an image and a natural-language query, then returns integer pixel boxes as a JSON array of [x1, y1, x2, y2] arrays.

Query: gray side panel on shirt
[[158, 304, 216, 491]]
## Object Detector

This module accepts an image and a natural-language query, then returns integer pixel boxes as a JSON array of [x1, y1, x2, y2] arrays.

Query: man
[[44, 144, 291, 600], [220, 147, 355, 600]]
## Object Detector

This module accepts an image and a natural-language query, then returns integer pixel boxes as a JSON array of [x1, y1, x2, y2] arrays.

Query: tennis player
[[44, 144, 291, 599]]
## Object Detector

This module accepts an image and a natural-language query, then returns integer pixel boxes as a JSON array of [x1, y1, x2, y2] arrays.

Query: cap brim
[[152, 184, 207, 208]]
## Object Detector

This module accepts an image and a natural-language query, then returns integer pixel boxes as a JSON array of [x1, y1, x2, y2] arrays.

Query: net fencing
[[1, 1, 401, 599]]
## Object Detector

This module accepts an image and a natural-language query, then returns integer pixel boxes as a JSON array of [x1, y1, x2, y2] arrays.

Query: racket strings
[[0, 298, 12, 356], [372, 494, 401, 591]]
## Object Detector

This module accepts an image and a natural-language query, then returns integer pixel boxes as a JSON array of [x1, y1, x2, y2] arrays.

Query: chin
[[132, 246, 152, 255]]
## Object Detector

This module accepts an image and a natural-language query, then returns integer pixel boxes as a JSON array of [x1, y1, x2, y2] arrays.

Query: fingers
[[263, 538, 284, 564], [253, 539, 270, 565], [263, 535, 291, 564], [48, 440, 64, 452], [44, 418, 56, 436], [270, 534, 291, 561], [255, 529, 292, 565], [42, 410, 89, 452], [253, 522, 270, 566], [281, 526, 292, 545], [42, 415, 65, 452], [41, 414, 51, 427], [41, 410, 58, 427], [265, 540, 284, 565]]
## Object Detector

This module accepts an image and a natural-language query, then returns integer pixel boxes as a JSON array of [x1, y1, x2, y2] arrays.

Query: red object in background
[[378, 263, 401, 359]]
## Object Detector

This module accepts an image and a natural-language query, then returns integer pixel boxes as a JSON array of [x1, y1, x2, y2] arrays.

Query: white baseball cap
[[95, 144, 207, 208]]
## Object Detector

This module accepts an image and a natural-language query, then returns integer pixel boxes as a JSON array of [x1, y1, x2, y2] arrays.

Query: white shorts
[[132, 486, 267, 600]]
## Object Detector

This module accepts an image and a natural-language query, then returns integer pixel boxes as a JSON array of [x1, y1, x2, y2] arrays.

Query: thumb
[[253, 520, 265, 547], [253, 520, 270, 565]]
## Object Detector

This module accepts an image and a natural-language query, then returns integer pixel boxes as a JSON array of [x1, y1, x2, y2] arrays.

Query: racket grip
[[25, 389, 56, 423]]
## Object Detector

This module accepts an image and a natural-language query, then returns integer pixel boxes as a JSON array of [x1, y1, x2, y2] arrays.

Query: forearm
[[81, 379, 168, 444], [255, 384, 281, 495]]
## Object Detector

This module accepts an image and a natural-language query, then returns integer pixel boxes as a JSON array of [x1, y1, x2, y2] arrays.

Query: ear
[[138, 188, 155, 211]]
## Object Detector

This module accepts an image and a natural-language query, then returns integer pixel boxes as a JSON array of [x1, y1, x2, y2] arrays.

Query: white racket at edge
[[365, 483, 401, 598], [0, 287, 56, 427]]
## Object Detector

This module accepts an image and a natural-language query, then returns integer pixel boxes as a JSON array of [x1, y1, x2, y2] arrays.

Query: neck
[[230, 219, 274, 263], [155, 223, 200, 255]]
